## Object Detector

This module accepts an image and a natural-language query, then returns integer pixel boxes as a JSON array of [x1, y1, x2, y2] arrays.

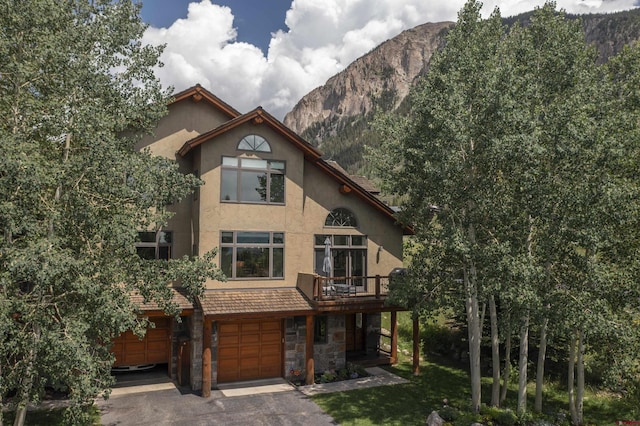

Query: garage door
[[112, 317, 171, 366], [217, 319, 282, 383]]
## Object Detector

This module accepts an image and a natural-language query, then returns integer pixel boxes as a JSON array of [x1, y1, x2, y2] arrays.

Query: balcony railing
[[311, 275, 390, 301]]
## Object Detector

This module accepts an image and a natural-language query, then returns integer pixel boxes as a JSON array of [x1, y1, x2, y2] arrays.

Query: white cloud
[[144, 0, 639, 119]]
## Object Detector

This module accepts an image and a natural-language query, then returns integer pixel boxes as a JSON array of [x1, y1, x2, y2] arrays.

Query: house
[[111, 85, 414, 395]]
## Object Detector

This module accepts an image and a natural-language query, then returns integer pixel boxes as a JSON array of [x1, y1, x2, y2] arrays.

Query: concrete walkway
[[298, 367, 409, 396], [98, 366, 408, 425]]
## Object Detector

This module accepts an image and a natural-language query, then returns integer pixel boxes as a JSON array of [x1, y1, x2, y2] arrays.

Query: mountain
[[283, 8, 640, 175]]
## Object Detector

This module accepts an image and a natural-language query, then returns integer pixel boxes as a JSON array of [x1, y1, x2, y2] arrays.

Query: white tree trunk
[[517, 313, 529, 416], [568, 331, 578, 425], [14, 324, 40, 426], [465, 265, 482, 414], [500, 321, 512, 405], [489, 295, 500, 406], [535, 315, 549, 412], [576, 329, 585, 426]]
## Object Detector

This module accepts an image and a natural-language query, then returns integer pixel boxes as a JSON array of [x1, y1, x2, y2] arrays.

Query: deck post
[[390, 311, 398, 364], [375, 275, 381, 299], [202, 317, 212, 397], [305, 314, 315, 385], [412, 317, 420, 375]]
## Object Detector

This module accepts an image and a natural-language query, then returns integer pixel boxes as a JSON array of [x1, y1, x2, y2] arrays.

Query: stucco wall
[[190, 123, 403, 290]]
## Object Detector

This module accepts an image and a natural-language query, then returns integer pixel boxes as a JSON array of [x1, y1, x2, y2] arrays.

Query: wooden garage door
[[217, 319, 282, 383], [111, 317, 171, 366]]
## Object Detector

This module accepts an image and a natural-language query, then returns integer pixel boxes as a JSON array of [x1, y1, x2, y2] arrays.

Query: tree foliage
[[0, 1, 224, 424], [371, 0, 640, 421]]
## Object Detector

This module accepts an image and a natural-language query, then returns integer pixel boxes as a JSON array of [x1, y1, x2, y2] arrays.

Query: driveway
[[97, 380, 337, 426], [98, 367, 407, 425]]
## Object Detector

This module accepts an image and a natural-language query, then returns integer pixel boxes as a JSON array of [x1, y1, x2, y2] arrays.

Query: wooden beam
[[305, 315, 315, 385], [169, 319, 174, 377], [391, 311, 398, 364], [202, 317, 212, 397], [413, 317, 420, 375]]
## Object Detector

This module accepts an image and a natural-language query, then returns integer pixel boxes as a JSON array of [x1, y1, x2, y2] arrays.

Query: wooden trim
[[202, 309, 315, 321], [178, 107, 322, 159], [390, 311, 398, 364], [169, 85, 240, 119], [169, 320, 174, 377], [202, 317, 212, 397], [305, 315, 315, 385]]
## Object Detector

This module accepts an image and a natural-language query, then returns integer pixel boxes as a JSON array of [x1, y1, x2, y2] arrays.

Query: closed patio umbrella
[[322, 237, 332, 277]]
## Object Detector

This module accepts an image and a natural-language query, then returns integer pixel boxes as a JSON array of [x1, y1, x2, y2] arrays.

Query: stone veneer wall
[[314, 314, 346, 372], [284, 316, 307, 379], [190, 309, 203, 391]]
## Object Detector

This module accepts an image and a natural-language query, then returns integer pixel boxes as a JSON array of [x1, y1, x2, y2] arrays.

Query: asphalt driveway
[[98, 366, 407, 425], [97, 383, 336, 426]]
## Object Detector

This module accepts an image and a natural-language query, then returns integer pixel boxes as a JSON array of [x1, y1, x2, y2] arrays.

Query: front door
[[345, 314, 366, 353]]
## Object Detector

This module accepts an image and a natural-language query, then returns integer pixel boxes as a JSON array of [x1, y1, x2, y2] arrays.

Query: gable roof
[[169, 84, 240, 120], [174, 86, 413, 235], [177, 106, 322, 159]]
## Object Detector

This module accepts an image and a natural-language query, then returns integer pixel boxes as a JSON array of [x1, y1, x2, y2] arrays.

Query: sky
[[140, 0, 640, 119]]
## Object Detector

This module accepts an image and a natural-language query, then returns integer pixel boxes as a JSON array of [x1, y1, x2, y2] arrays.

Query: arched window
[[237, 134, 271, 152], [325, 208, 357, 227]]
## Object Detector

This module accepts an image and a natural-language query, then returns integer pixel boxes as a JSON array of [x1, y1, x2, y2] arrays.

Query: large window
[[221, 231, 284, 279], [136, 231, 172, 260], [314, 234, 366, 285], [220, 157, 285, 204]]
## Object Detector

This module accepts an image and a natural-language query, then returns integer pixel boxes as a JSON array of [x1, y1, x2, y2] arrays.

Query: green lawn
[[311, 312, 639, 426], [2, 405, 100, 426]]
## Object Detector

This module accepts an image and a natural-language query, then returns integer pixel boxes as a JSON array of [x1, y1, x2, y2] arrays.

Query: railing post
[[375, 275, 381, 299], [391, 311, 398, 364]]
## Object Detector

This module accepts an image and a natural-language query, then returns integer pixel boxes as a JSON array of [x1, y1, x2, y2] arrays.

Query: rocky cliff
[[283, 21, 453, 140], [283, 9, 640, 174]]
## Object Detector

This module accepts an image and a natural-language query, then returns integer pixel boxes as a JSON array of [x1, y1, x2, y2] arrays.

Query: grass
[[310, 311, 640, 426], [2, 404, 101, 426]]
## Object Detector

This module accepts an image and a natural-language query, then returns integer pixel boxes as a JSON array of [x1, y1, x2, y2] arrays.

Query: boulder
[[425, 410, 444, 426]]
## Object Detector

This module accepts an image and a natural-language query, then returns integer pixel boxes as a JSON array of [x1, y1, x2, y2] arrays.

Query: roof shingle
[[199, 288, 313, 317]]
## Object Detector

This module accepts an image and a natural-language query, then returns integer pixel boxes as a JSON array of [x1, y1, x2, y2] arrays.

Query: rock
[[425, 410, 444, 426]]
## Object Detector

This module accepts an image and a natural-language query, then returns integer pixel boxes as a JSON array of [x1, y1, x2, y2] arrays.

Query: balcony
[[296, 273, 396, 312], [313, 275, 389, 301]]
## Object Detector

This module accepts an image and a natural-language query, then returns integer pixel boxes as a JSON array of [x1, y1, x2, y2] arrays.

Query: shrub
[[438, 405, 459, 421]]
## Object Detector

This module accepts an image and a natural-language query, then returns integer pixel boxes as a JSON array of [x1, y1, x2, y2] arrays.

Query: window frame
[[325, 207, 358, 227], [314, 315, 328, 344], [135, 230, 172, 260], [237, 134, 271, 152], [220, 231, 285, 280], [220, 156, 286, 205]]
